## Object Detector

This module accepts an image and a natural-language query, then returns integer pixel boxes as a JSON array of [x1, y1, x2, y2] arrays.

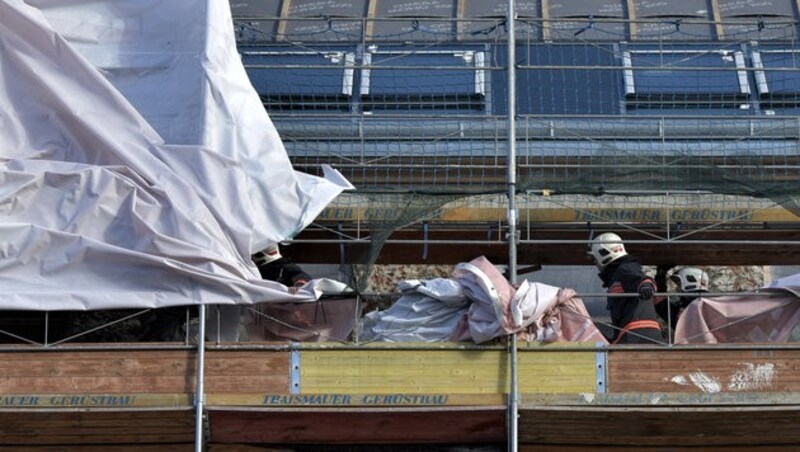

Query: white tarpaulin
[[359, 279, 471, 342], [0, 0, 352, 310], [359, 257, 608, 344]]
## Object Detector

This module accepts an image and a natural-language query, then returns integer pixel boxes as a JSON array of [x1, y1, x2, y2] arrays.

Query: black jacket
[[257, 257, 311, 287], [598, 255, 662, 344]]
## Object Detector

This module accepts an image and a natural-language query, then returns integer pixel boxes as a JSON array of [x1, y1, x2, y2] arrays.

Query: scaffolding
[[230, 4, 800, 285], [232, 6, 800, 448], [2, 1, 800, 450]]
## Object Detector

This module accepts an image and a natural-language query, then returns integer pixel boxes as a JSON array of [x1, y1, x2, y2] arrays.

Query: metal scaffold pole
[[506, 1, 519, 451], [195, 305, 207, 452]]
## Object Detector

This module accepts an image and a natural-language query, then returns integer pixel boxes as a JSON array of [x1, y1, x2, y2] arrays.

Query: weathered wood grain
[[0, 409, 194, 445], [0, 350, 196, 394], [300, 346, 596, 394], [0, 348, 291, 395], [519, 406, 800, 446], [207, 406, 506, 444], [204, 350, 290, 393], [608, 348, 800, 393]]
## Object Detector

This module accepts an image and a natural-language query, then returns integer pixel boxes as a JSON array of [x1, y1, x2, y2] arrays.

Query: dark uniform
[[256, 257, 311, 287], [598, 255, 663, 344]]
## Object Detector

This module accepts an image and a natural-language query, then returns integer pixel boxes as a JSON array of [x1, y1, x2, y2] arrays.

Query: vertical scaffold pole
[[195, 304, 207, 452], [506, 1, 519, 451]]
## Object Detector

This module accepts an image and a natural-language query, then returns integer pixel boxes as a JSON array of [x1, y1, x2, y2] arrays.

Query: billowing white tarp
[[0, 0, 352, 310]]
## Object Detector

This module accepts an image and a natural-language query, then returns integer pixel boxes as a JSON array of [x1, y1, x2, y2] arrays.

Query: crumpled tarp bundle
[[359, 278, 470, 342], [360, 256, 607, 344]]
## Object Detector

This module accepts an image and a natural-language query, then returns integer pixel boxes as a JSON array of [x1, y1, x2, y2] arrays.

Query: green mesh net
[[235, 7, 800, 292]]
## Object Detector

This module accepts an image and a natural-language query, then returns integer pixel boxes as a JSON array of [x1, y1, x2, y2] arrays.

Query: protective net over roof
[[234, 1, 800, 291]]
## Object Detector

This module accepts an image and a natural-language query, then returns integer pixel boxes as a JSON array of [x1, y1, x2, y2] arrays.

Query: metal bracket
[[337, 222, 345, 268], [290, 342, 301, 394], [595, 343, 607, 393], [422, 222, 429, 260]]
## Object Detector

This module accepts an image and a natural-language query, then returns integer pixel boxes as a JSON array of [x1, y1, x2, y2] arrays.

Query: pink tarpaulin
[[450, 256, 608, 344], [543, 291, 609, 343], [675, 288, 800, 344]]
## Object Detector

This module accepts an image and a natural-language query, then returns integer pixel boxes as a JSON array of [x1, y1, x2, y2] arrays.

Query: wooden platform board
[[205, 349, 290, 393], [298, 344, 597, 394], [518, 405, 800, 447], [608, 348, 800, 393], [207, 406, 506, 444], [0, 408, 195, 446], [0, 348, 197, 394], [1, 343, 800, 447]]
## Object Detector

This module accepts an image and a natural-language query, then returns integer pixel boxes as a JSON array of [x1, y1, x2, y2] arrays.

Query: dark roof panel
[[369, 19, 455, 41], [718, 0, 797, 40], [230, 0, 282, 17], [231, 0, 282, 42], [281, 18, 364, 41], [631, 1, 715, 40], [280, 0, 367, 41], [286, 0, 367, 17], [461, 0, 540, 41], [545, 0, 627, 39], [369, 0, 456, 40], [373, 0, 456, 17], [230, 0, 800, 43], [547, 0, 626, 18], [634, 0, 711, 18], [463, 0, 539, 18], [722, 21, 798, 41], [718, 0, 796, 17], [634, 20, 716, 40]]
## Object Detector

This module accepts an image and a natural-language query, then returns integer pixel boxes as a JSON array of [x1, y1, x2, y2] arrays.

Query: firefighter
[[589, 232, 664, 345], [252, 244, 311, 292], [655, 266, 709, 330]]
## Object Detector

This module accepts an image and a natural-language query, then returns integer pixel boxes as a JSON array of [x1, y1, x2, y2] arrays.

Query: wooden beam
[[0, 409, 195, 446], [207, 406, 506, 444], [456, 0, 466, 39], [287, 227, 800, 266], [540, 0, 551, 40], [518, 406, 800, 446], [0, 350, 197, 394], [276, 0, 292, 40], [298, 346, 595, 394], [626, 0, 638, 39], [709, 0, 725, 40], [608, 348, 800, 393], [365, 0, 378, 40]]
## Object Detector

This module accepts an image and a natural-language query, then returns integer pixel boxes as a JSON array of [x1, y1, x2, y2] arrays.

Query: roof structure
[[232, 1, 800, 284]]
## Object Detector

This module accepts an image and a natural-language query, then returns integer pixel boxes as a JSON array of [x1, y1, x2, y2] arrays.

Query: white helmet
[[588, 232, 627, 268], [252, 244, 282, 266], [670, 267, 709, 292]]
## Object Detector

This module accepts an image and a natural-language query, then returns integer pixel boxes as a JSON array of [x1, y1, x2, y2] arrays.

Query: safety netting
[[234, 1, 800, 293]]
